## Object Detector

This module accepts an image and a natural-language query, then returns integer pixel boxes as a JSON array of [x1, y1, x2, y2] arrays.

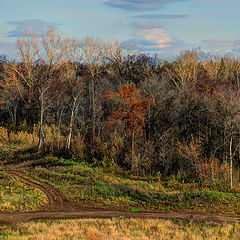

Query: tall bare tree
[[7, 28, 69, 150], [61, 39, 84, 150], [80, 36, 103, 143]]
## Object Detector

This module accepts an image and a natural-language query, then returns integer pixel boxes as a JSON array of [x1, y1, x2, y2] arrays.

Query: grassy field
[[0, 218, 239, 240], [1, 146, 240, 239], [1, 148, 240, 216], [25, 161, 240, 216], [0, 172, 47, 212]]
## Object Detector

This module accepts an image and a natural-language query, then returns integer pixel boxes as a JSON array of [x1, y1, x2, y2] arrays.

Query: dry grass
[[0, 125, 63, 150], [0, 218, 239, 240], [0, 127, 8, 143]]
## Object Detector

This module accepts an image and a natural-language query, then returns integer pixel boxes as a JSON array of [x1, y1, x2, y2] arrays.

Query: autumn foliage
[[2, 31, 240, 183], [107, 83, 153, 137]]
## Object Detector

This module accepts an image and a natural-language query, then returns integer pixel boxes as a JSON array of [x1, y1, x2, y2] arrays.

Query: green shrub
[[44, 156, 77, 167]]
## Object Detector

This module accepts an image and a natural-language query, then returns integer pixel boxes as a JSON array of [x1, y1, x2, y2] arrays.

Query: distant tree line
[[1, 28, 240, 184]]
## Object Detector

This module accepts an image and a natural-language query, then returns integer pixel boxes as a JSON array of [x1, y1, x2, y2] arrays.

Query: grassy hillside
[[2, 148, 240, 216], [0, 172, 47, 212], [26, 161, 240, 215]]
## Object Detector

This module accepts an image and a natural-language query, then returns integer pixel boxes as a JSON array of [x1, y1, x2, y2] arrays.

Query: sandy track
[[1, 171, 240, 224], [1, 210, 240, 224]]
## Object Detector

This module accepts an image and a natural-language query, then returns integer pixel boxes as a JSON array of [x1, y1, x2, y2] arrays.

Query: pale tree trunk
[[131, 130, 138, 175], [38, 100, 46, 152], [66, 97, 77, 150], [13, 104, 17, 127], [8, 104, 17, 128], [230, 135, 233, 188], [91, 80, 96, 144], [146, 108, 151, 141], [57, 108, 64, 151]]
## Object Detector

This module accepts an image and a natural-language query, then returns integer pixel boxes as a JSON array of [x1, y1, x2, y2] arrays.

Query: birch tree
[[8, 28, 68, 151]]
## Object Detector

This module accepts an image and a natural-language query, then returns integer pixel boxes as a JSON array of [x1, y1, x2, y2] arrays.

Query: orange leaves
[[107, 82, 154, 136], [204, 84, 219, 96]]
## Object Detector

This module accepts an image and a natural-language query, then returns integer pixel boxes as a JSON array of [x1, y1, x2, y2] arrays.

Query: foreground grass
[[0, 173, 47, 212], [0, 218, 239, 240]]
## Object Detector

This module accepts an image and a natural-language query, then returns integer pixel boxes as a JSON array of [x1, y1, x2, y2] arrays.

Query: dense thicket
[[1, 28, 240, 184]]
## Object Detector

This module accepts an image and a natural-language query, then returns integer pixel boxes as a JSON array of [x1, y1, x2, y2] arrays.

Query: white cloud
[[122, 22, 177, 51], [136, 28, 173, 49]]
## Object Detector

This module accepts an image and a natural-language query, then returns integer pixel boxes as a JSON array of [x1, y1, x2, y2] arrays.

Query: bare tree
[[166, 48, 205, 89], [80, 36, 103, 143], [8, 28, 69, 151], [61, 39, 84, 150]]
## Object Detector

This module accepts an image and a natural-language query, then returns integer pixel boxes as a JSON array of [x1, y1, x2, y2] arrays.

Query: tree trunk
[[13, 104, 17, 127], [57, 108, 64, 151], [230, 135, 233, 188], [92, 80, 96, 144], [66, 97, 77, 150], [8, 107, 14, 128], [131, 130, 138, 175], [38, 101, 46, 152], [7, 104, 17, 128], [146, 108, 151, 141]]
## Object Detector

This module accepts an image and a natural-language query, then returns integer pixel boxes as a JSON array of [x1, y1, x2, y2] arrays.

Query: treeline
[[1, 28, 240, 183]]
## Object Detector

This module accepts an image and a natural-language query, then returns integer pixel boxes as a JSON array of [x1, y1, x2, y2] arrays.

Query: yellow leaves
[[0, 127, 8, 143], [176, 138, 203, 162], [176, 138, 228, 181]]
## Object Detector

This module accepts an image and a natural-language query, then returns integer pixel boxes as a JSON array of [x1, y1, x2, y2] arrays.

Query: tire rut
[[2, 171, 69, 211], [1, 171, 240, 224]]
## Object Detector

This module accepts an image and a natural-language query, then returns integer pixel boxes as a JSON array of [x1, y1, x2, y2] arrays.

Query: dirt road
[[1, 171, 240, 224], [1, 210, 240, 224], [7, 171, 67, 210]]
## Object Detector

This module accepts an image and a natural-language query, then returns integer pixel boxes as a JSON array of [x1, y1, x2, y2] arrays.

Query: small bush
[[0, 126, 8, 143], [44, 156, 77, 167], [9, 130, 38, 146]]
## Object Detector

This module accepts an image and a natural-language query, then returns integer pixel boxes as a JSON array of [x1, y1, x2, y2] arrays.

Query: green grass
[[130, 208, 140, 212], [17, 156, 240, 216], [2, 149, 240, 216], [0, 173, 47, 212]]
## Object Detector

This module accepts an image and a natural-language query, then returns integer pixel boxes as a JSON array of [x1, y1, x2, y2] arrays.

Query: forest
[[1, 28, 240, 186]]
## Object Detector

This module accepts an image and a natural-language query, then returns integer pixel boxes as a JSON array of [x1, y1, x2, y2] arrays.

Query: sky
[[0, 0, 240, 57]]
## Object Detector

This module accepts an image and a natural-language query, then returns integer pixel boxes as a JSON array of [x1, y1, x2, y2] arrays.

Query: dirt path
[[1, 210, 240, 225], [1, 171, 240, 224], [3, 171, 70, 211]]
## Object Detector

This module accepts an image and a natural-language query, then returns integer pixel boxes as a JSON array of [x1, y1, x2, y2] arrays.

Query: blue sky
[[0, 0, 240, 57]]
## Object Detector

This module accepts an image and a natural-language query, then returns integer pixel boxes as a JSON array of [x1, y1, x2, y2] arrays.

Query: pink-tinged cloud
[[136, 28, 173, 48], [123, 22, 177, 51]]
